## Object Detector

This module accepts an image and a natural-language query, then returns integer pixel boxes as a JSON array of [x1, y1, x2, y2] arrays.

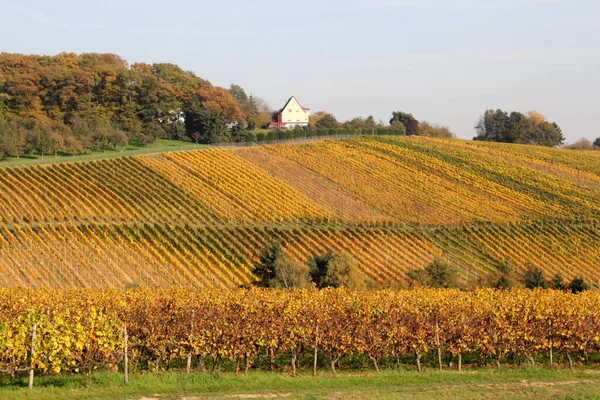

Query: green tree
[[269, 257, 312, 289], [474, 109, 509, 142], [569, 277, 589, 294], [407, 258, 459, 288], [364, 115, 378, 129], [26, 126, 53, 159], [594, 138, 600, 148], [309, 251, 333, 289], [390, 111, 419, 135], [495, 275, 511, 290], [183, 102, 230, 144], [551, 273, 565, 290], [252, 241, 284, 287], [231, 122, 247, 143], [0, 120, 26, 159], [228, 84, 248, 106], [425, 258, 459, 288], [406, 268, 429, 287], [319, 251, 365, 290], [474, 109, 564, 147], [523, 265, 548, 289], [389, 122, 407, 136], [315, 113, 339, 129]]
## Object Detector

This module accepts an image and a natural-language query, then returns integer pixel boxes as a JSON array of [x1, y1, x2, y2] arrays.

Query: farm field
[[1, 135, 600, 288]]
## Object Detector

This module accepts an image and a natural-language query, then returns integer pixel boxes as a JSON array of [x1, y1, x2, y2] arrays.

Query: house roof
[[278, 96, 310, 113]]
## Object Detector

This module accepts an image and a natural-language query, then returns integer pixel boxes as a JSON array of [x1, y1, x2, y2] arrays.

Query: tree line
[[252, 242, 592, 293], [0, 53, 249, 158], [252, 242, 367, 290], [0, 53, 452, 159], [474, 109, 564, 147], [1, 52, 579, 160]]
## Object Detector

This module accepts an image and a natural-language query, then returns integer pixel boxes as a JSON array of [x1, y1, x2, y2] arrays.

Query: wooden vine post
[[313, 322, 319, 377], [187, 310, 195, 373], [124, 326, 129, 386], [29, 323, 37, 390]]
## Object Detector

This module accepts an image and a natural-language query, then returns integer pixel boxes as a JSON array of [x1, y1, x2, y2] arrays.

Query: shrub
[[309, 251, 333, 289], [523, 265, 548, 289], [277, 130, 287, 140], [252, 241, 284, 287], [551, 273, 565, 290], [389, 122, 407, 136], [407, 258, 459, 289], [293, 129, 305, 139], [269, 257, 312, 289], [244, 131, 257, 142], [569, 276, 589, 293], [425, 258, 459, 288], [318, 251, 365, 290], [418, 122, 455, 138], [256, 132, 266, 142], [495, 275, 511, 290]]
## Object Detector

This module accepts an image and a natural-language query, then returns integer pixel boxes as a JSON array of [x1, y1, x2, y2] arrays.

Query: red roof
[[278, 96, 309, 114]]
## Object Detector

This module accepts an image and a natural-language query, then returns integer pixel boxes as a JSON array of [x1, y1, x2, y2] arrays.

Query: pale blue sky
[[1, 0, 599, 141]]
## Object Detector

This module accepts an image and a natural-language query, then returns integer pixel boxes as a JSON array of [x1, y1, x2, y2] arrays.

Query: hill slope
[[1, 136, 600, 288]]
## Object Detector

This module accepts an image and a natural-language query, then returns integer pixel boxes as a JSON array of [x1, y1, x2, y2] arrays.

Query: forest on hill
[[1, 136, 599, 289], [2, 52, 585, 164]]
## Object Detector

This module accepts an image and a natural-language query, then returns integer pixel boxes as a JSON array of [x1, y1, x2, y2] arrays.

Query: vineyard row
[[2, 288, 600, 377], [1, 220, 599, 288]]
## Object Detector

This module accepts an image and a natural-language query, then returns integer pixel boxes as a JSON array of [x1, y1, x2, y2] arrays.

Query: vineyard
[[2, 288, 600, 377], [1, 136, 600, 288]]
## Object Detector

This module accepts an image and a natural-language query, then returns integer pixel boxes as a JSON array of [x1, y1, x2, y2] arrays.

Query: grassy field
[[0, 139, 208, 168], [3, 367, 600, 400]]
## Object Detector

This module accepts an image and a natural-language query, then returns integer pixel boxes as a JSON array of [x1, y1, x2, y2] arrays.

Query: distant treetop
[[474, 109, 564, 147]]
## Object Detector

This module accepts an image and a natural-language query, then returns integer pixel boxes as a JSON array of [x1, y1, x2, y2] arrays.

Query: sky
[[1, 0, 599, 142]]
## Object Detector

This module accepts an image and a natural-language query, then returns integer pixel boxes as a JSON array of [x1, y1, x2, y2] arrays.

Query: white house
[[269, 96, 310, 129]]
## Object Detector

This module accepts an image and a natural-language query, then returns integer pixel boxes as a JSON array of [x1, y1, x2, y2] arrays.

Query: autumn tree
[[570, 138, 594, 150], [343, 117, 367, 132], [195, 85, 245, 123], [417, 122, 455, 138], [315, 113, 340, 129], [308, 111, 328, 127], [0, 119, 26, 159], [319, 251, 365, 290], [269, 257, 312, 289], [0, 52, 218, 153]]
